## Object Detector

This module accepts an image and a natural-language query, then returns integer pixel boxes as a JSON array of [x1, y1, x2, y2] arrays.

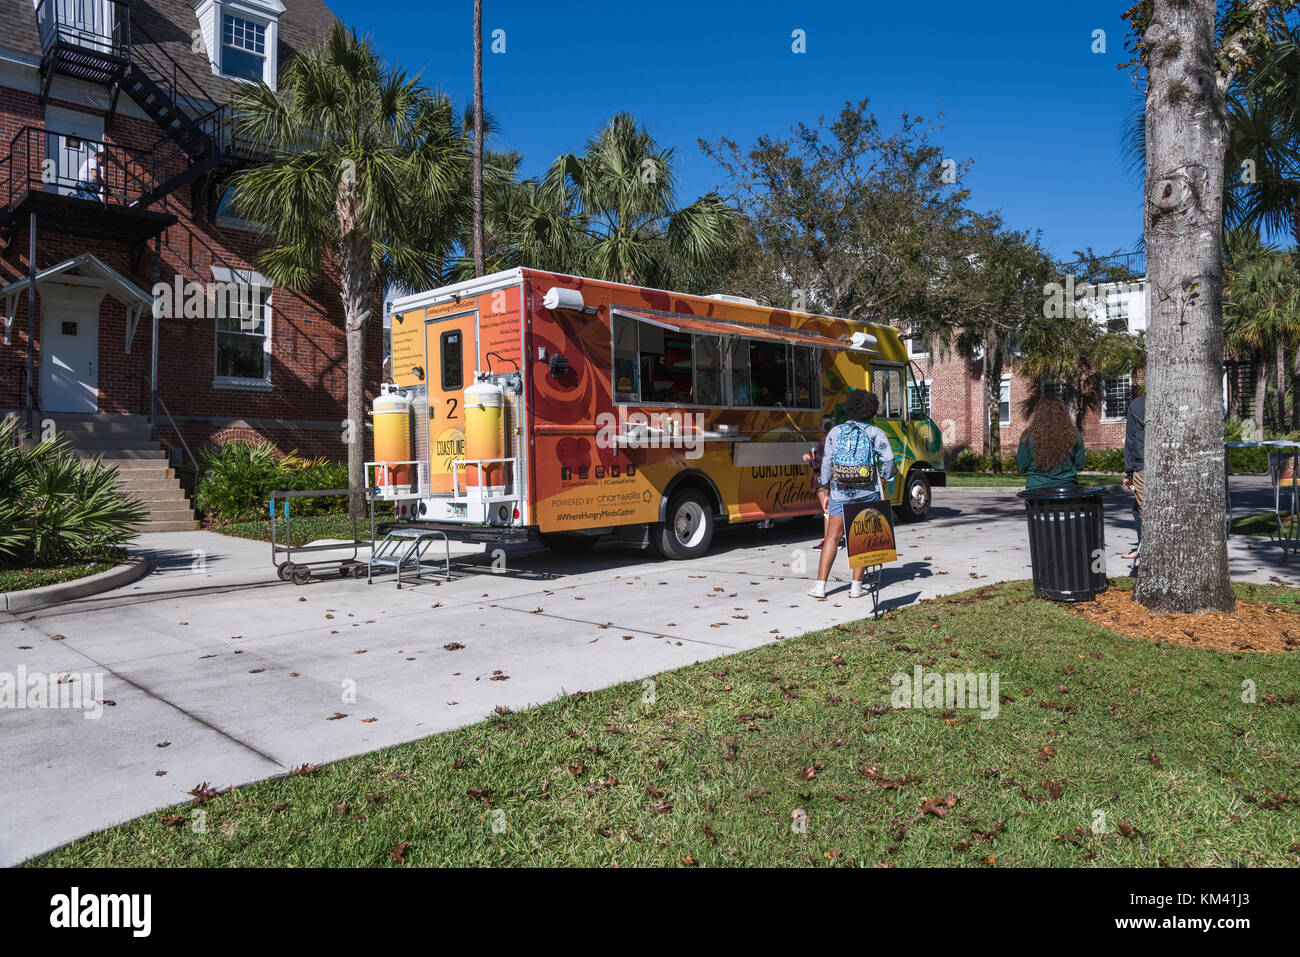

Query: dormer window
[[193, 0, 283, 89], [221, 14, 267, 82]]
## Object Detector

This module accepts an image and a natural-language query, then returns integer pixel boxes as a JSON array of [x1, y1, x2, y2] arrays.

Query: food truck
[[374, 268, 945, 559]]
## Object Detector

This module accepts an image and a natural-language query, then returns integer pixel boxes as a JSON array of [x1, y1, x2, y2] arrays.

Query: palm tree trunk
[[987, 339, 1003, 472], [1132, 0, 1235, 613], [472, 0, 485, 277], [1253, 350, 1268, 436], [338, 183, 371, 519]]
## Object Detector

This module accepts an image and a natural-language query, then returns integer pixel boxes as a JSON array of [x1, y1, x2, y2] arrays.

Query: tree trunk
[[472, 0, 485, 277], [1133, 0, 1235, 613], [1252, 350, 1268, 436], [338, 182, 371, 519], [987, 339, 1003, 472], [1277, 339, 1288, 433]]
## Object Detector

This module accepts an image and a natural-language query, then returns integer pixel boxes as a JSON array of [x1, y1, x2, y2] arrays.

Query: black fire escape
[[0, 0, 265, 265]]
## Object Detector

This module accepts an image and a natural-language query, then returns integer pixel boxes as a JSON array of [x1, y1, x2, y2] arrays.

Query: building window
[[221, 13, 267, 82], [906, 376, 931, 419], [992, 374, 1011, 426], [1040, 378, 1069, 402], [215, 283, 270, 385], [1102, 374, 1132, 422], [904, 323, 928, 359], [1103, 288, 1131, 333]]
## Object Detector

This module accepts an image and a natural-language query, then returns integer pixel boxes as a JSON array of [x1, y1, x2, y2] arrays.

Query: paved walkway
[[0, 476, 1290, 865]]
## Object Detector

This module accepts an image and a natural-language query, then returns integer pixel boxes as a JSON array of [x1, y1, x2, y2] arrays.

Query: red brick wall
[[0, 85, 381, 461], [910, 339, 1138, 462]]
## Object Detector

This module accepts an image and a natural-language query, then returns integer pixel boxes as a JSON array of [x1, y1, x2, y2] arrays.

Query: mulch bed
[[1069, 590, 1300, 653]]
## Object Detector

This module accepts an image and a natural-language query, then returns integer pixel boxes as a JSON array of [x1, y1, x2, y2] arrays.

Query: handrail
[[128, 17, 226, 152], [0, 126, 162, 212], [135, 371, 201, 476]]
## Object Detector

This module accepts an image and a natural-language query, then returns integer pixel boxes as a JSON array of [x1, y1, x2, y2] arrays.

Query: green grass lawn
[[33, 579, 1300, 868], [1231, 512, 1294, 538], [0, 551, 126, 593], [944, 473, 1126, 488]]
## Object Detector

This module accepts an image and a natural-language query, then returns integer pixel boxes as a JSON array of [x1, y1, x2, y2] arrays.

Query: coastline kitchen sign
[[844, 500, 897, 568]]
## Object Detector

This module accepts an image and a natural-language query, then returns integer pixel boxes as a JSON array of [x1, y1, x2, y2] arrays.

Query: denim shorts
[[828, 489, 877, 517]]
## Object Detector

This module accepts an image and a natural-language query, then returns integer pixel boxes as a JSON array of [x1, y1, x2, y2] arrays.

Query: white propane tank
[[463, 378, 506, 492], [372, 383, 412, 496]]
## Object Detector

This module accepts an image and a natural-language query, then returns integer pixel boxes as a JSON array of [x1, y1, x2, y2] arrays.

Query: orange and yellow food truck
[[374, 268, 945, 559]]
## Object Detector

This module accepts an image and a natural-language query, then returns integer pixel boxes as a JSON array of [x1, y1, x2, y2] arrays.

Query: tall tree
[[229, 24, 471, 515], [701, 100, 972, 319], [1224, 234, 1300, 429], [1122, 0, 1295, 613], [472, 0, 486, 277], [501, 112, 744, 289]]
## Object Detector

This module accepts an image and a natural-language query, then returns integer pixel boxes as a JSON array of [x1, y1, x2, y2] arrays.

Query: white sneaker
[[849, 581, 865, 599], [807, 581, 826, 599]]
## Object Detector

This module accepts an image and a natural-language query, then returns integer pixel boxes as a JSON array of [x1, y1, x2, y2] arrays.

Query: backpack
[[829, 424, 878, 490]]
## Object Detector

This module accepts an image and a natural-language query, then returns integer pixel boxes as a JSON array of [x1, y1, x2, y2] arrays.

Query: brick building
[[903, 255, 1148, 461], [0, 0, 380, 528]]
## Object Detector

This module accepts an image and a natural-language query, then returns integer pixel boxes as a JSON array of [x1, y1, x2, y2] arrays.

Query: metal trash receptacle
[[1016, 485, 1109, 602]]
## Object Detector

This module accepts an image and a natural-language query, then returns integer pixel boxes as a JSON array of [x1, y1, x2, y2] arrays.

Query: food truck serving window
[[612, 308, 825, 410]]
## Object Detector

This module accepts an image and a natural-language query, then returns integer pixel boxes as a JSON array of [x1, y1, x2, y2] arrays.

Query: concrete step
[[48, 416, 152, 437], [115, 474, 181, 491], [66, 437, 162, 452], [80, 449, 169, 463], [137, 506, 198, 523], [133, 519, 201, 533], [46, 413, 149, 428], [125, 487, 188, 503]]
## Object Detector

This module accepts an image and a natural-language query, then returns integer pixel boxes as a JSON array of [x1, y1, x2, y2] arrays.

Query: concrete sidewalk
[[1, 475, 1291, 865]]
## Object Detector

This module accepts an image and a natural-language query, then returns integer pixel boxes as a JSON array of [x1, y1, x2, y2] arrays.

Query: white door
[[40, 308, 99, 413], [45, 106, 105, 200]]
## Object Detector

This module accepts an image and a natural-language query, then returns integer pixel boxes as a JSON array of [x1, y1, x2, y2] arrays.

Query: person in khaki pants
[[1122, 393, 1146, 561]]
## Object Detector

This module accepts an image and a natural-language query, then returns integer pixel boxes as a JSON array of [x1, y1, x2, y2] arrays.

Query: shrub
[[0, 417, 145, 566], [1084, 448, 1126, 473], [196, 440, 352, 522]]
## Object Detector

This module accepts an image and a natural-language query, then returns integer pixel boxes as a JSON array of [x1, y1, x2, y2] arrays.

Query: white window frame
[[907, 376, 932, 419], [1101, 373, 1132, 423], [905, 323, 928, 359], [993, 373, 1011, 426], [194, 0, 282, 90], [213, 277, 272, 390]]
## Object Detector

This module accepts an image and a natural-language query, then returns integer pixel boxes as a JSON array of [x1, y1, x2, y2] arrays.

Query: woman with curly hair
[[1016, 397, 1086, 489]]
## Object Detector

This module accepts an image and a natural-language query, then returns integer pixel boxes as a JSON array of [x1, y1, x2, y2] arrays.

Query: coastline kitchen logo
[[152, 276, 263, 328], [0, 667, 104, 719], [595, 407, 705, 460], [50, 888, 151, 937]]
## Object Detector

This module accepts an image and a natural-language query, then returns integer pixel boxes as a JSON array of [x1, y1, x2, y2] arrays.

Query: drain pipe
[[25, 211, 35, 440]]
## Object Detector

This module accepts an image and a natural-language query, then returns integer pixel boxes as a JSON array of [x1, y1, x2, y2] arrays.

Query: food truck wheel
[[653, 489, 714, 560], [898, 471, 931, 522], [538, 532, 598, 552]]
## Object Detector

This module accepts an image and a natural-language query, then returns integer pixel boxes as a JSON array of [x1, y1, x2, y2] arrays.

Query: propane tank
[[372, 383, 412, 495], [464, 377, 506, 490]]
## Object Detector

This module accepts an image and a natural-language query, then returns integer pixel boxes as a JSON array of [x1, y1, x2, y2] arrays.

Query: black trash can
[[1017, 485, 1109, 602]]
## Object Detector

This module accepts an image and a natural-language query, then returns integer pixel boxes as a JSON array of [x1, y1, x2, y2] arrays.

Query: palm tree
[[228, 24, 470, 514], [503, 113, 743, 289], [472, 0, 485, 277], [1224, 232, 1300, 431]]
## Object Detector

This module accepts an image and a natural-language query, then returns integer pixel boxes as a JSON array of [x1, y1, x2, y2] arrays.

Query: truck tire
[[538, 532, 599, 552], [651, 488, 715, 560], [897, 471, 931, 522]]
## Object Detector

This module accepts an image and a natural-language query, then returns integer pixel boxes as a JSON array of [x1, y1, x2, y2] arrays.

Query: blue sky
[[329, 0, 1145, 263]]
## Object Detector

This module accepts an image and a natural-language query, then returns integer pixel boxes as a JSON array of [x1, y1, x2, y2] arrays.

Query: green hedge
[[196, 441, 350, 523]]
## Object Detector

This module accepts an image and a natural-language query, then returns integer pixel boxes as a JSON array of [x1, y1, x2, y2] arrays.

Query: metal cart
[[268, 488, 374, 585]]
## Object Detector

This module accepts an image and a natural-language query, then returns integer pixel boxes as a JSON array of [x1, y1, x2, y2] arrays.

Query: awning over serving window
[[612, 308, 877, 353]]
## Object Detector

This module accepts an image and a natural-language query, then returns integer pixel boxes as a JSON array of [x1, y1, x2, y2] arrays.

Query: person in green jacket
[[1016, 397, 1086, 489]]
